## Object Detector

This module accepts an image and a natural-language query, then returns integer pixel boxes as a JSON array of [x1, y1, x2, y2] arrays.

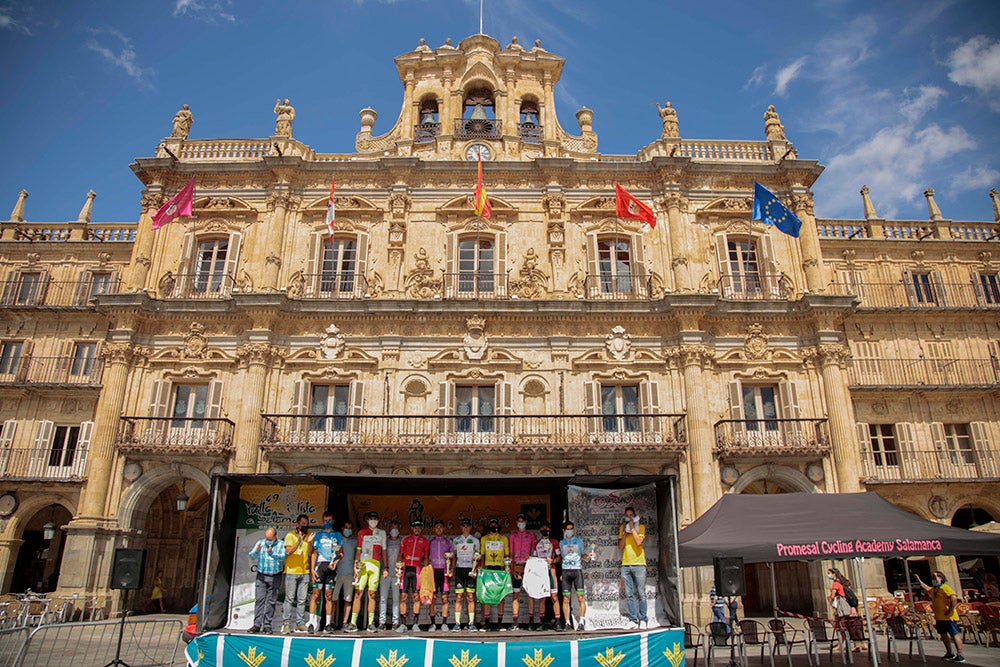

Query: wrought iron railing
[[715, 273, 793, 300], [0, 356, 103, 386], [713, 418, 831, 457], [848, 358, 1000, 387], [582, 274, 654, 300], [260, 413, 687, 453], [159, 273, 236, 299], [289, 273, 370, 299], [828, 281, 1000, 309], [442, 272, 509, 299], [454, 118, 502, 140], [518, 123, 542, 144], [0, 446, 89, 480], [861, 445, 1000, 481], [414, 122, 441, 143], [115, 417, 236, 456], [0, 277, 121, 307]]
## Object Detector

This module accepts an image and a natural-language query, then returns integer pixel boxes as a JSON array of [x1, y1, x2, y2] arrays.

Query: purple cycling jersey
[[428, 536, 452, 569]]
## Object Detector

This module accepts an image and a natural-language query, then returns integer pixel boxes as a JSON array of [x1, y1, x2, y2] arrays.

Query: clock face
[[465, 143, 492, 161], [0, 493, 17, 517]]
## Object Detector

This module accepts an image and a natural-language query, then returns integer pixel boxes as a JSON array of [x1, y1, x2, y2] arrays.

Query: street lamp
[[176, 480, 189, 512], [42, 504, 57, 541]]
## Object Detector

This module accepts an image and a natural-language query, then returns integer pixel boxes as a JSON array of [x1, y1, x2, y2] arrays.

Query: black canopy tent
[[678, 492, 1000, 667]]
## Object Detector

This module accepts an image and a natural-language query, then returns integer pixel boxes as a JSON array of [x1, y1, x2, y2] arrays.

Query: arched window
[[518, 98, 541, 144], [445, 231, 507, 298], [416, 96, 440, 143], [585, 232, 647, 298], [457, 87, 500, 139]]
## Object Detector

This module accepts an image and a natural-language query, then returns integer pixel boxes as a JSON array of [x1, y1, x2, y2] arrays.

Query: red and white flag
[[615, 182, 656, 229], [151, 177, 195, 230], [325, 176, 336, 238]]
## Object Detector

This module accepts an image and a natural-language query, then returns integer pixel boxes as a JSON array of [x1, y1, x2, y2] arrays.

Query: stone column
[[680, 345, 720, 515], [817, 344, 861, 492], [0, 538, 23, 592], [791, 192, 827, 293], [232, 342, 278, 473], [663, 192, 691, 291], [261, 191, 292, 290], [127, 189, 164, 291]]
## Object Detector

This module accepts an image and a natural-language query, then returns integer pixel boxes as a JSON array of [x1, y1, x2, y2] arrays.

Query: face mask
[[540, 529, 550, 536], [324, 521, 333, 530], [827, 574, 834, 580], [389, 528, 400, 538], [564, 530, 574, 538], [489, 525, 499, 533], [342, 528, 352, 537], [368, 519, 378, 529], [299, 525, 309, 533], [517, 522, 527, 530]]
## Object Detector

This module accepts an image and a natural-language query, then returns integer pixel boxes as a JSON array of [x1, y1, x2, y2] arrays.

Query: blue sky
[[1, 0, 998, 223]]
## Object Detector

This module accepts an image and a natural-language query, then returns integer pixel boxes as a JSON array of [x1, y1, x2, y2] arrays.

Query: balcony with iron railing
[[581, 274, 655, 300], [0, 356, 104, 386], [0, 447, 88, 481], [715, 273, 793, 300], [862, 445, 1000, 481], [828, 281, 1000, 309], [714, 418, 831, 457], [848, 358, 1000, 388], [414, 122, 441, 143], [518, 122, 542, 144], [260, 413, 687, 455], [1, 277, 121, 307], [115, 417, 236, 456], [442, 273, 509, 299], [288, 273, 370, 299], [454, 118, 503, 140], [158, 273, 236, 299]]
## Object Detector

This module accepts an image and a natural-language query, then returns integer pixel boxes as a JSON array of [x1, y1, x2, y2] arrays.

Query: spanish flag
[[473, 155, 492, 219], [325, 176, 336, 238]]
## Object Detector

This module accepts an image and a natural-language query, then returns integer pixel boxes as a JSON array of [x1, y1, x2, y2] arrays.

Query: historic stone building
[[1, 34, 998, 621]]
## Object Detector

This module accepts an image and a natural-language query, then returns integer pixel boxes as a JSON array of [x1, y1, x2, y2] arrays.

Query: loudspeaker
[[110, 548, 146, 590], [713, 556, 746, 596]]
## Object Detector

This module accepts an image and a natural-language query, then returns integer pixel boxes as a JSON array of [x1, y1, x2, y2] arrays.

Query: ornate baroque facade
[[1, 34, 998, 620]]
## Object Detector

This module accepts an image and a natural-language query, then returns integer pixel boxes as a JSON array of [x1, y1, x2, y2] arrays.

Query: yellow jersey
[[481, 532, 509, 567], [619, 523, 646, 566], [284, 530, 313, 575]]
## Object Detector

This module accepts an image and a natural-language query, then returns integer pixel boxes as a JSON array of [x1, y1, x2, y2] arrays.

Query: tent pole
[[902, 557, 914, 607], [769, 562, 778, 619], [854, 557, 879, 667]]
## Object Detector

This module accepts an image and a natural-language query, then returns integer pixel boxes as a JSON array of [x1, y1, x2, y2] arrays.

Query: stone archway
[[732, 464, 820, 616], [117, 464, 211, 612], [8, 501, 74, 594]]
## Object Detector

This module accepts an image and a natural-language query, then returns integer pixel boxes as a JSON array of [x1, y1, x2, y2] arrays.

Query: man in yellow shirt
[[617, 506, 647, 630], [282, 514, 313, 634], [480, 518, 510, 631], [916, 571, 965, 662]]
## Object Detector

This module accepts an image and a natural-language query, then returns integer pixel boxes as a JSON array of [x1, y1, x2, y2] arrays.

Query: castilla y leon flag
[[325, 176, 336, 238], [473, 155, 492, 219], [151, 177, 195, 230], [615, 182, 656, 228]]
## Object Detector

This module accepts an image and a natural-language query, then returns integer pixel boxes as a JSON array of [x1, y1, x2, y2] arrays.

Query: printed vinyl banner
[[186, 628, 687, 667], [567, 484, 661, 630], [228, 485, 326, 630], [348, 494, 551, 531]]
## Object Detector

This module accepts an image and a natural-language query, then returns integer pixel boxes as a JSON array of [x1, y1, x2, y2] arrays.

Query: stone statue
[[274, 98, 295, 137], [764, 104, 787, 141], [171, 104, 193, 140], [656, 101, 679, 138]]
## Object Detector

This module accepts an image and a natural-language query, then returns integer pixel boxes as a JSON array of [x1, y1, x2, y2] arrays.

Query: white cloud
[[85, 28, 154, 88], [774, 57, 807, 96], [948, 35, 1000, 109], [820, 121, 975, 218], [745, 65, 766, 90], [899, 85, 946, 124], [174, 0, 235, 23], [0, 5, 31, 35], [948, 165, 1000, 194]]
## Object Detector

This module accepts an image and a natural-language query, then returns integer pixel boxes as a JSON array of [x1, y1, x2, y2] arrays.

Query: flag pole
[[479, 0, 484, 34]]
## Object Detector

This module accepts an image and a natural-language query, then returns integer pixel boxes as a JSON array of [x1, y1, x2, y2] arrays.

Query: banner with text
[[348, 494, 551, 532], [228, 484, 326, 630], [568, 484, 661, 630], [186, 627, 688, 667]]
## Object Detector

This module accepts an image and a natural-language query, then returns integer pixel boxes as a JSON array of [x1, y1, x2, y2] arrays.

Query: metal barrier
[[12, 617, 183, 667], [0, 628, 29, 667]]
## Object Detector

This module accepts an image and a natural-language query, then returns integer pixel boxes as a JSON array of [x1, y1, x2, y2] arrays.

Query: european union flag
[[753, 182, 802, 238]]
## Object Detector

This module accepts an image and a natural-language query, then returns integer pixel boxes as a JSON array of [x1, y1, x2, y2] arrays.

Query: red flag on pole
[[615, 182, 656, 228], [473, 156, 492, 219], [325, 177, 336, 238], [151, 177, 195, 230]]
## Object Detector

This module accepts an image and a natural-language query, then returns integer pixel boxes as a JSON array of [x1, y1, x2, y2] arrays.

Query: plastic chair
[[738, 619, 773, 667], [806, 618, 846, 665], [685, 621, 704, 667], [768, 619, 809, 667], [87, 594, 109, 621], [706, 621, 746, 667], [884, 616, 925, 663], [839, 617, 871, 664], [957, 611, 983, 645], [23, 599, 49, 627]]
